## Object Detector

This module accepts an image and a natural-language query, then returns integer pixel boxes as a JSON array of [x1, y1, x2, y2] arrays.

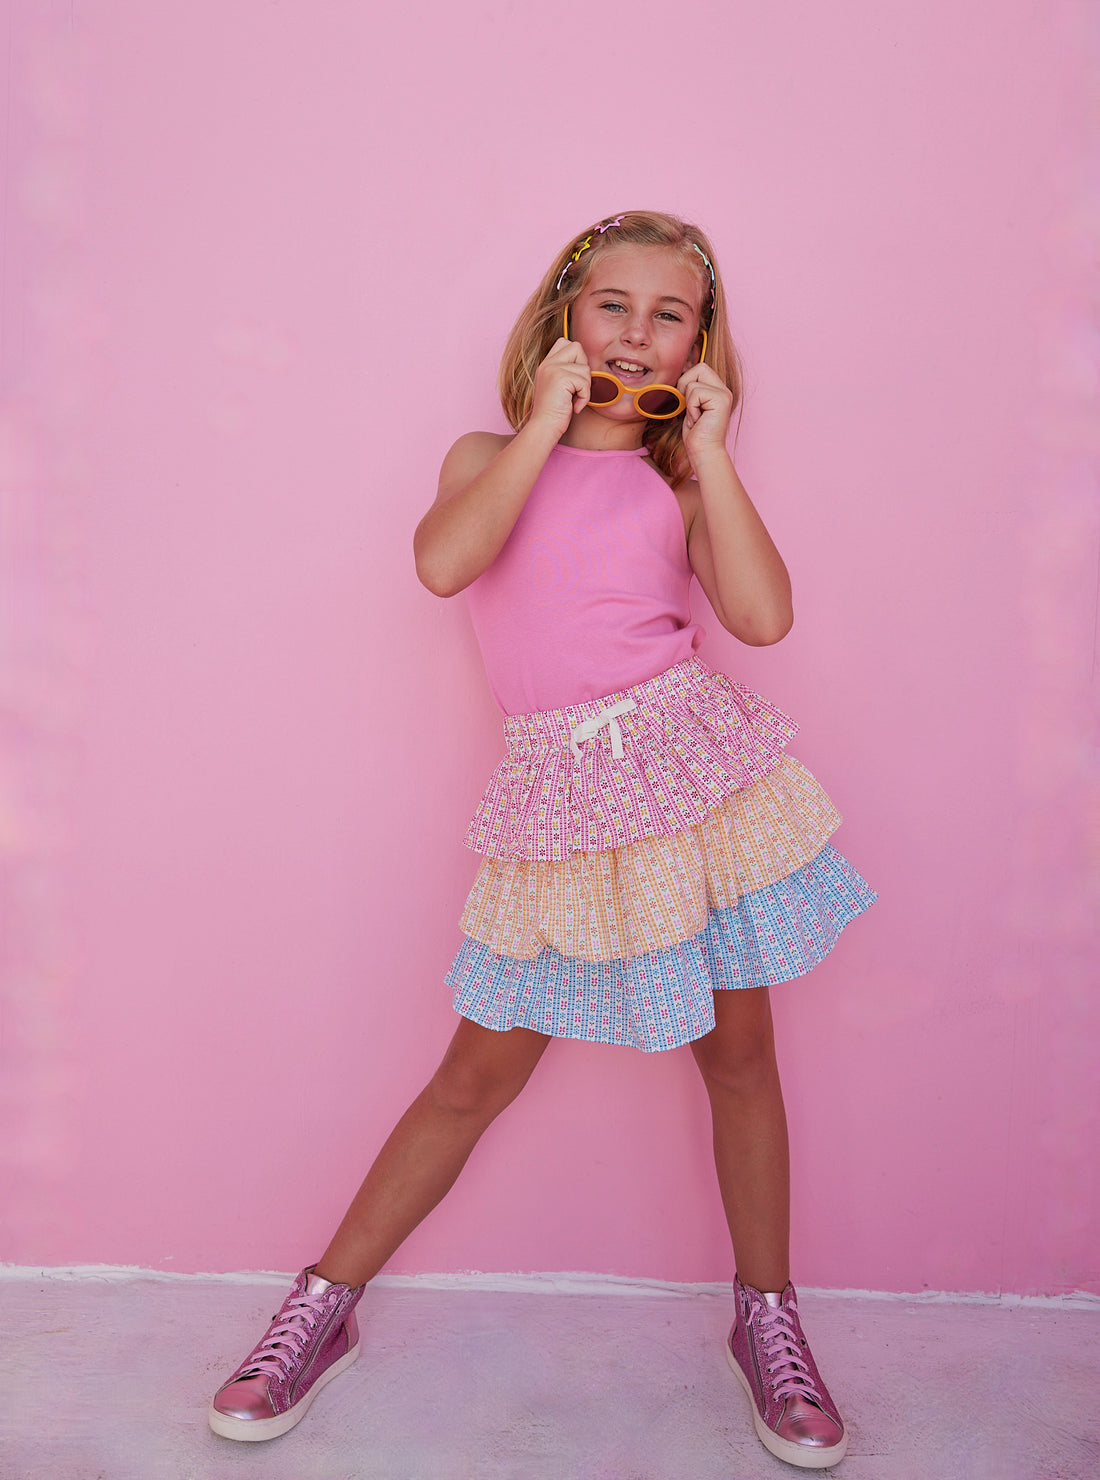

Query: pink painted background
[[2, 2, 1096, 1296]]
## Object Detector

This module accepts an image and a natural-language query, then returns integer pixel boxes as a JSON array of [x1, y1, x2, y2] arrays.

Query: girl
[[208, 211, 875, 1470]]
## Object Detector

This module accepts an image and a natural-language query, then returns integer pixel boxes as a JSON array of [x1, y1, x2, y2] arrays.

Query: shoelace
[[750, 1302, 825, 1405], [238, 1290, 333, 1379]]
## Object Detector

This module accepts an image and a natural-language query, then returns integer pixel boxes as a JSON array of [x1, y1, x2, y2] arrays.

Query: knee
[[692, 1018, 778, 1099], [426, 1055, 530, 1122]]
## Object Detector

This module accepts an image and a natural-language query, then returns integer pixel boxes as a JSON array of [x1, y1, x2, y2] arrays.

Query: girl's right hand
[[529, 337, 591, 438]]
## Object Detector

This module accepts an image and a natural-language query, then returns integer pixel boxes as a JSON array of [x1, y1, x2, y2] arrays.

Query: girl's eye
[[596, 302, 684, 324]]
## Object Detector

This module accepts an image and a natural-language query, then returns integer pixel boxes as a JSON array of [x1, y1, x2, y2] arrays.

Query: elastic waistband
[[469, 659, 799, 859], [502, 659, 712, 755]]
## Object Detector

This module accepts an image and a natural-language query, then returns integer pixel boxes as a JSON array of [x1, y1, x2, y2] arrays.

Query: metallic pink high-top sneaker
[[209, 1267, 363, 1441], [726, 1274, 848, 1469]]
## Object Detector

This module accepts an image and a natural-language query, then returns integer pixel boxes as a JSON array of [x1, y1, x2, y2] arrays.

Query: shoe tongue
[[303, 1269, 336, 1297], [761, 1290, 784, 1309]]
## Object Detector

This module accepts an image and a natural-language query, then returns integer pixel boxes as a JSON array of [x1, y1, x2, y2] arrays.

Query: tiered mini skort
[[447, 658, 876, 1052]]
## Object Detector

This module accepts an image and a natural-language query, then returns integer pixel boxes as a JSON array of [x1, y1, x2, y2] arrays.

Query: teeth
[[612, 360, 646, 373]]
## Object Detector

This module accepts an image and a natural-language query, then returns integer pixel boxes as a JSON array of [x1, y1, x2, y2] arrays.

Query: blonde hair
[[499, 211, 743, 487]]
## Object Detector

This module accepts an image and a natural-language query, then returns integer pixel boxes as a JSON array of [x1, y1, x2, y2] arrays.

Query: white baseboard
[[1, 1262, 1097, 1309]]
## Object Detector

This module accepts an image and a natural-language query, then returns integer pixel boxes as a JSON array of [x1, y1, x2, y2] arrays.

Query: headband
[[554, 216, 625, 291], [691, 243, 716, 320], [554, 218, 716, 323]]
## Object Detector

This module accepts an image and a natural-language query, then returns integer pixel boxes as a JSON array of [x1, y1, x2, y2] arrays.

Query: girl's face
[[568, 244, 705, 425]]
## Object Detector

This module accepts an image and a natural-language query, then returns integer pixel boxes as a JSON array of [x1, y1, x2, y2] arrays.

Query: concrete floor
[[2, 1273, 1098, 1480]]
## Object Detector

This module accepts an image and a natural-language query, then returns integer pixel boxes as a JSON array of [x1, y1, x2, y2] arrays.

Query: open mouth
[[606, 358, 650, 383]]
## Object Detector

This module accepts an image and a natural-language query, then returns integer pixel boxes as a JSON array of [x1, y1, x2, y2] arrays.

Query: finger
[[683, 381, 729, 423], [538, 361, 586, 394], [683, 383, 712, 430], [678, 365, 714, 393], [681, 358, 727, 385], [546, 337, 586, 363], [558, 366, 589, 414]]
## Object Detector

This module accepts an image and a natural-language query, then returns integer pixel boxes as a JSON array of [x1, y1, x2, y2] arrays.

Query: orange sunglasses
[[561, 302, 708, 421]]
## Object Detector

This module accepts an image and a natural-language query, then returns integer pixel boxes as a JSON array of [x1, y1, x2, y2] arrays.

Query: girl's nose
[[622, 317, 650, 347]]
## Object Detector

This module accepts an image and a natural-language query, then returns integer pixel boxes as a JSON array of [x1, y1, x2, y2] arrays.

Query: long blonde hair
[[499, 211, 743, 487]]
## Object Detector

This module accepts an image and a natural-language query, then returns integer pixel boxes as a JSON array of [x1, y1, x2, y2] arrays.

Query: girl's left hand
[[678, 364, 734, 469]]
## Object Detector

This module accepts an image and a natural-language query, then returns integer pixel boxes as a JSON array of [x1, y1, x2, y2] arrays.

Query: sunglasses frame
[[561, 303, 708, 421]]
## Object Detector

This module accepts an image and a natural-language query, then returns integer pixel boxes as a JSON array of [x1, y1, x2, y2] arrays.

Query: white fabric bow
[[569, 698, 638, 762]]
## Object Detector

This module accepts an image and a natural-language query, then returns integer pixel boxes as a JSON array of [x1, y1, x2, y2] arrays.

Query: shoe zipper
[[285, 1299, 343, 1403]]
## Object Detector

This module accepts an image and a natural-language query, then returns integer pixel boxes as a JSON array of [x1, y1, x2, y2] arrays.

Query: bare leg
[[315, 1017, 551, 1287], [690, 986, 791, 1292]]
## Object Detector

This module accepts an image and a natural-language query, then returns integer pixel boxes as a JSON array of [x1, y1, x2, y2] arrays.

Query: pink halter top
[[465, 444, 704, 715]]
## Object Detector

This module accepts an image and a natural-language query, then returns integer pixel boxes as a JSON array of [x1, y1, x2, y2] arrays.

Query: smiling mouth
[[607, 358, 650, 379]]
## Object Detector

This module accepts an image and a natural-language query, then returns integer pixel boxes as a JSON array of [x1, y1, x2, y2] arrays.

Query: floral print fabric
[[451, 661, 875, 1051]]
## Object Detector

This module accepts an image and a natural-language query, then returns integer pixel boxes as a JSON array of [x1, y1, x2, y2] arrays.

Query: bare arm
[[674, 365, 793, 645], [414, 338, 592, 597], [414, 424, 557, 596], [680, 457, 793, 645]]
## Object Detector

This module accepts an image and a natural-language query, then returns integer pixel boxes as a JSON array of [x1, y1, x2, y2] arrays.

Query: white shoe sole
[[208, 1339, 361, 1442], [726, 1341, 848, 1469]]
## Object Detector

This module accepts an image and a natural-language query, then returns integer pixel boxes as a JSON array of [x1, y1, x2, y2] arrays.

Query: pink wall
[[2, 2, 1096, 1296]]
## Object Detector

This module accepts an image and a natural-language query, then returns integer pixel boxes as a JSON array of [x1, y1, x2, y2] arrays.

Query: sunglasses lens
[[588, 373, 619, 405], [637, 386, 682, 418]]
